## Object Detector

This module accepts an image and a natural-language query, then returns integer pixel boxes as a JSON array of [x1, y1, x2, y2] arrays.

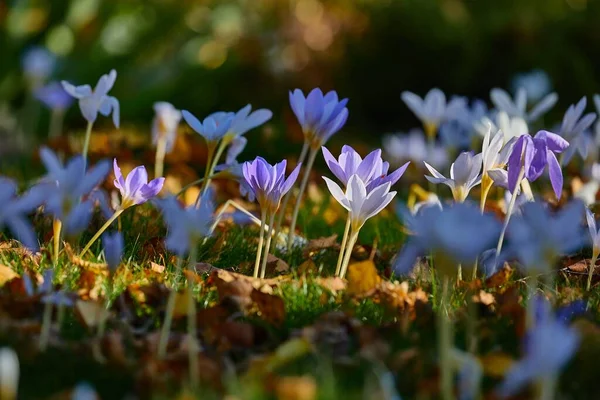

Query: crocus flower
[[62, 69, 120, 128], [507, 131, 569, 199], [152, 102, 182, 153], [506, 201, 586, 273], [103, 232, 124, 273], [401, 88, 466, 138], [558, 97, 597, 164], [22, 47, 55, 84], [0, 178, 45, 250], [289, 88, 349, 148], [585, 208, 600, 290], [511, 69, 552, 103], [497, 296, 579, 398], [424, 151, 482, 202], [159, 195, 215, 256], [242, 157, 302, 215], [490, 87, 557, 123], [439, 120, 473, 150], [474, 111, 528, 144], [113, 159, 164, 209], [452, 349, 483, 400], [393, 202, 501, 277], [182, 110, 234, 143], [481, 126, 512, 180], [34, 82, 74, 110], [214, 160, 255, 202], [322, 145, 409, 190], [383, 130, 449, 169], [211, 104, 272, 141]]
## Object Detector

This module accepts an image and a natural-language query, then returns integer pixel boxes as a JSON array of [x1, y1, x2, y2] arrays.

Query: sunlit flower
[[424, 151, 482, 202], [34, 82, 74, 110], [113, 159, 164, 209], [474, 111, 529, 143], [558, 97, 597, 164], [62, 69, 120, 128], [242, 157, 302, 214], [211, 104, 272, 141], [401, 88, 466, 138], [383, 130, 449, 169], [289, 88, 349, 148], [152, 102, 182, 153], [490, 87, 557, 123], [182, 110, 234, 144]]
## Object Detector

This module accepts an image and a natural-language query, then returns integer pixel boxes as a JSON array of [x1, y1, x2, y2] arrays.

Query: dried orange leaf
[[0, 264, 18, 286], [346, 260, 381, 296], [275, 375, 317, 400], [251, 290, 286, 326]]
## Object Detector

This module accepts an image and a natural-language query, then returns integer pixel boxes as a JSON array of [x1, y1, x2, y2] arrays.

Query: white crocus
[[424, 151, 482, 202], [324, 174, 397, 279], [480, 125, 513, 210], [497, 111, 528, 144]]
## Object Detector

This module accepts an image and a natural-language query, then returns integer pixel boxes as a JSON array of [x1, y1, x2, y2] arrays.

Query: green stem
[[494, 166, 526, 268], [198, 141, 221, 201], [438, 275, 453, 400], [287, 146, 318, 251], [537, 373, 557, 400], [527, 273, 539, 331], [587, 251, 598, 292], [259, 212, 276, 279], [340, 230, 360, 280], [254, 209, 267, 278], [273, 142, 309, 244], [335, 215, 352, 277], [52, 219, 62, 268], [186, 245, 199, 390], [49, 108, 64, 139], [157, 257, 184, 359], [154, 136, 167, 179], [79, 209, 124, 258], [82, 121, 94, 168]]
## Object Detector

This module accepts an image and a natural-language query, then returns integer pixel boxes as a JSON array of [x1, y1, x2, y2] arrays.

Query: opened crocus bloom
[[113, 159, 164, 209], [424, 151, 482, 202]]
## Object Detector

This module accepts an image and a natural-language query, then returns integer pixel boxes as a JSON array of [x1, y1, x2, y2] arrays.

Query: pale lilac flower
[[452, 349, 483, 400], [507, 131, 569, 199], [481, 125, 512, 180], [158, 195, 214, 256], [0, 178, 45, 250], [401, 88, 466, 134], [383, 130, 449, 169], [242, 157, 302, 214], [558, 97, 597, 164], [152, 102, 182, 153], [474, 111, 528, 144], [62, 69, 120, 128], [113, 159, 164, 208], [497, 296, 579, 398], [182, 110, 234, 143], [586, 208, 600, 258], [210, 104, 272, 140], [22, 47, 55, 83], [225, 136, 247, 164], [424, 151, 482, 202], [490, 87, 557, 123], [506, 201, 586, 273], [511, 69, 552, 103], [574, 163, 600, 206], [323, 174, 397, 231], [34, 82, 74, 110], [439, 120, 473, 150], [393, 202, 501, 276], [103, 232, 123, 273], [289, 88, 349, 147]]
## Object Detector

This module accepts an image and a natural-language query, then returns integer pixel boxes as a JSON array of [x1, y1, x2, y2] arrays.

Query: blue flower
[[0, 178, 45, 250], [558, 97, 597, 164], [34, 82, 74, 110], [103, 232, 123, 273], [401, 88, 467, 137], [289, 88, 349, 148], [511, 69, 552, 104], [490, 87, 557, 123], [211, 104, 272, 140], [497, 296, 580, 398], [22, 46, 55, 83], [393, 202, 501, 277], [62, 69, 120, 127], [182, 110, 234, 143], [383, 129, 449, 169], [506, 200, 586, 273]]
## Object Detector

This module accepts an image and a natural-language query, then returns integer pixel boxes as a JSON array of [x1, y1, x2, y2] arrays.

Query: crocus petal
[[280, 164, 302, 197], [323, 176, 350, 211], [322, 146, 347, 183], [546, 149, 563, 199], [113, 159, 126, 191], [401, 91, 425, 121], [507, 135, 526, 193], [346, 174, 367, 216], [182, 110, 204, 136], [534, 130, 569, 153], [586, 209, 597, 245], [5, 216, 38, 251], [528, 92, 558, 122], [289, 90, 306, 127], [138, 177, 165, 203], [124, 166, 148, 196]]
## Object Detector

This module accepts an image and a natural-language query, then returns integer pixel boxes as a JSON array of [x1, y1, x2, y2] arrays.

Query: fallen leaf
[[297, 260, 318, 275], [0, 264, 18, 286], [303, 235, 338, 256], [251, 290, 286, 326], [267, 254, 290, 274], [485, 265, 513, 288], [346, 260, 381, 296], [275, 375, 317, 400], [472, 290, 495, 306], [315, 277, 346, 294]]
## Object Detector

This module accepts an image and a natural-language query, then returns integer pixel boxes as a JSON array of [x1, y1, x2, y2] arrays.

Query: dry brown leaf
[[303, 235, 338, 255], [315, 277, 346, 294], [150, 262, 165, 274], [485, 264, 513, 288], [251, 290, 286, 327], [0, 264, 18, 286], [473, 290, 495, 306], [275, 375, 317, 400], [346, 260, 381, 296], [64, 243, 108, 274], [76, 300, 110, 329], [267, 254, 290, 274]]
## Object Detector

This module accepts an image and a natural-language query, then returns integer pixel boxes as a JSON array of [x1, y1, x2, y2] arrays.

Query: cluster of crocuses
[[3, 62, 595, 398]]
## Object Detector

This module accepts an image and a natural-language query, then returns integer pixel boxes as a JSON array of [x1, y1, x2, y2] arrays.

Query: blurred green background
[[1, 0, 600, 150]]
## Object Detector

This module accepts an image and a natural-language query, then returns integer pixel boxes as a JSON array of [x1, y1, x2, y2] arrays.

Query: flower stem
[[198, 142, 217, 202], [157, 257, 184, 359], [186, 245, 199, 390], [335, 215, 352, 277], [38, 300, 53, 351], [287, 146, 318, 252], [537, 373, 557, 400], [52, 218, 62, 267], [480, 175, 493, 213], [79, 209, 125, 258], [438, 275, 453, 400], [340, 230, 360, 280], [494, 166, 526, 269], [259, 212, 277, 279], [82, 121, 94, 168], [154, 136, 167, 179], [49, 108, 64, 139], [587, 252, 598, 291], [273, 142, 309, 245], [527, 273, 539, 331], [253, 209, 267, 278]]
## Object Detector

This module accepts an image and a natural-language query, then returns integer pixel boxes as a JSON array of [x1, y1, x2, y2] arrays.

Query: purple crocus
[[210, 104, 272, 141], [0, 178, 46, 250], [242, 157, 302, 215], [113, 159, 164, 209], [289, 88, 349, 148], [102, 232, 123, 274], [182, 110, 234, 143], [34, 82, 74, 110], [507, 131, 569, 199]]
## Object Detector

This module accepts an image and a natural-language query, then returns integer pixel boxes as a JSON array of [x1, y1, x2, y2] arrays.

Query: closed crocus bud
[[0, 348, 19, 400]]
